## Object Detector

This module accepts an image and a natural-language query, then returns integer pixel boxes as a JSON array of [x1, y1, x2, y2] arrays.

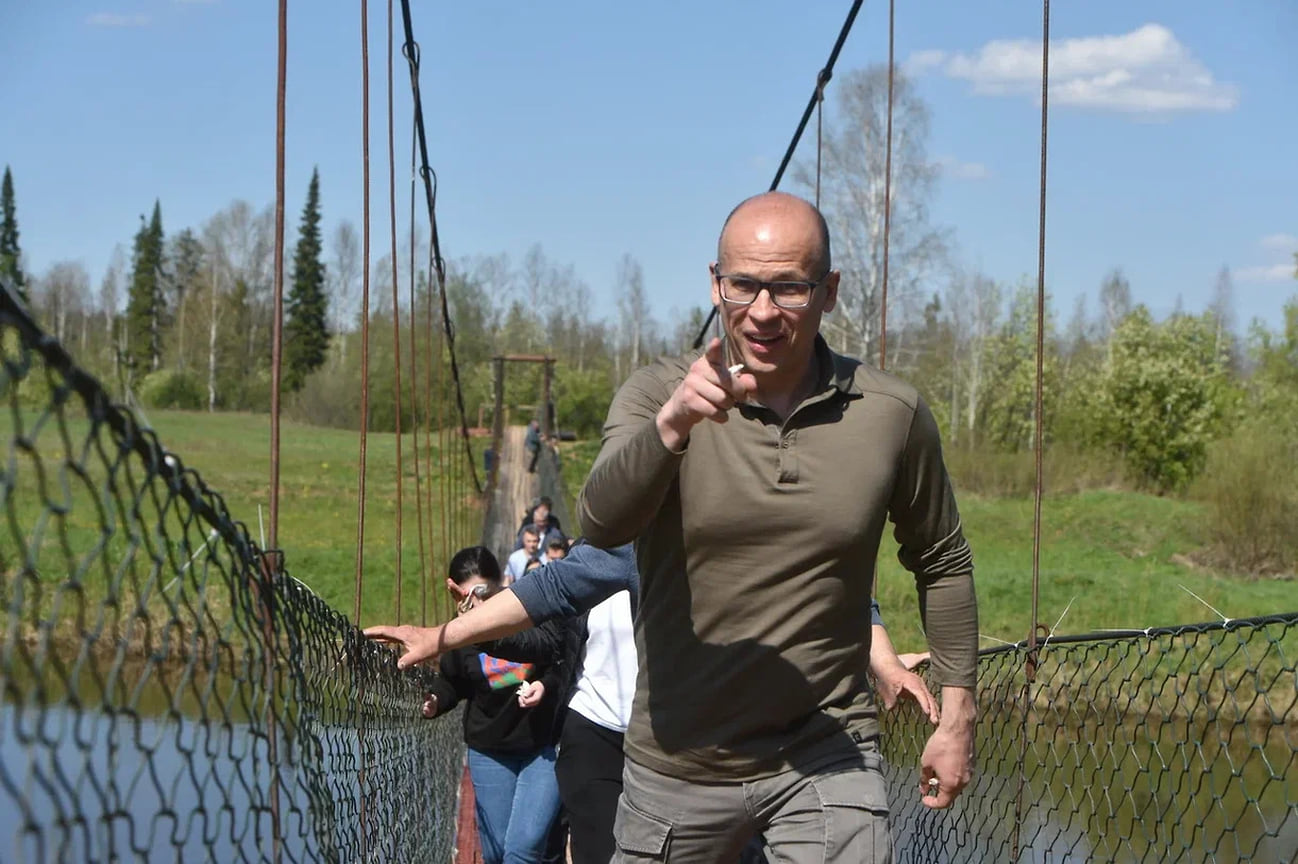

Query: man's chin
[[740, 350, 783, 373]]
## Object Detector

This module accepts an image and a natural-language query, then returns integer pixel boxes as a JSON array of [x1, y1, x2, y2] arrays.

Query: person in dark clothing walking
[[420, 546, 567, 864], [525, 419, 542, 473]]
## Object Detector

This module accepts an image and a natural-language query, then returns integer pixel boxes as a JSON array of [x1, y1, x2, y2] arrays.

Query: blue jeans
[[468, 746, 562, 864]]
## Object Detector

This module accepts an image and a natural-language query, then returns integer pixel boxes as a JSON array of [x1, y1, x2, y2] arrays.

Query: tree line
[[4, 163, 332, 412]]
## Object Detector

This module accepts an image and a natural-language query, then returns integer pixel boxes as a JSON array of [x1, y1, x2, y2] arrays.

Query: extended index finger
[[702, 337, 754, 402], [703, 337, 725, 367]]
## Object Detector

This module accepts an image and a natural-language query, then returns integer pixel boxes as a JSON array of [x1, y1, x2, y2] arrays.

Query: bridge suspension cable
[[387, 0, 406, 623], [399, 0, 483, 496], [1012, 0, 1051, 858], [354, 0, 374, 625], [879, 0, 895, 370]]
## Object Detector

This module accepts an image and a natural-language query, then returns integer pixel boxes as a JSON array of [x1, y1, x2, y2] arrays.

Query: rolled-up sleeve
[[889, 397, 978, 688], [578, 363, 685, 548], [509, 543, 638, 624]]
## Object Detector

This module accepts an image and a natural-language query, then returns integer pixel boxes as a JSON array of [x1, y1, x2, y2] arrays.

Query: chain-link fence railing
[[1, 286, 468, 863], [882, 614, 1298, 863]]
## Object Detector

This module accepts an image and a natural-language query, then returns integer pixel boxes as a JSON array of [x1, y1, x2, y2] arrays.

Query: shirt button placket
[[777, 431, 798, 484]]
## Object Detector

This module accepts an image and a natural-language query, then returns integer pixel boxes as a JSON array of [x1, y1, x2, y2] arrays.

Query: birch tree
[[943, 271, 1002, 446], [329, 220, 359, 367], [39, 261, 90, 346], [615, 254, 652, 380], [1209, 266, 1237, 369], [1098, 268, 1132, 353], [797, 65, 946, 363]]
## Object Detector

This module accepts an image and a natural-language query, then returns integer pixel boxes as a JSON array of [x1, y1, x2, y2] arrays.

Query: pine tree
[[126, 201, 167, 375], [0, 166, 26, 304], [168, 228, 204, 371], [284, 168, 329, 391]]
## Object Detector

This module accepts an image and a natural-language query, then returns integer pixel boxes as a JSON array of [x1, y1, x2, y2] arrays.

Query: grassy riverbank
[[555, 438, 1294, 654]]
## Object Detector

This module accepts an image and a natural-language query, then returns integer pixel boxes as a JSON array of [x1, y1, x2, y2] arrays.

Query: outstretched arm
[[364, 589, 534, 670], [364, 543, 638, 668], [483, 617, 569, 665]]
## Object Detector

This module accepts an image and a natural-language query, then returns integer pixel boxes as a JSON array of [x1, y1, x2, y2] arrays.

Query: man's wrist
[[938, 685, 977, 731]]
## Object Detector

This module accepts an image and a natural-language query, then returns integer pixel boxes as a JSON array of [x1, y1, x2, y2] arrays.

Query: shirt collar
[[812, 334, 863, 397]]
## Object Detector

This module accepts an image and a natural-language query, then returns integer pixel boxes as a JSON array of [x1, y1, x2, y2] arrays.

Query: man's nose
[[748, 288, 781, 321]]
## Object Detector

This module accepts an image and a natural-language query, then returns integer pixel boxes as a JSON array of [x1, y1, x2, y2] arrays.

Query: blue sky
[[4, 0, 1296, 333]]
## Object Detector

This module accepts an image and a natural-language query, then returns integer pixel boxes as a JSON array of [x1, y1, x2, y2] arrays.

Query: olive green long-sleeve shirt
[[578, 337, 977, 781]]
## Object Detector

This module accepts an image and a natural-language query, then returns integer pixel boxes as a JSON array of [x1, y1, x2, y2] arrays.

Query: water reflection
[[0, 701, 317, 863], [886, 712, 1298, 862]]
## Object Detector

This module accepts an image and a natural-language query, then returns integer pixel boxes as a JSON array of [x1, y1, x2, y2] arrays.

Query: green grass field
[[556, 437, 1295, 655], [8, 409, 1292, 653]]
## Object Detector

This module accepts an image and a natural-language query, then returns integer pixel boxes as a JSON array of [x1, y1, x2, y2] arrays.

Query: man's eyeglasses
[[714, 270, 830, 310]]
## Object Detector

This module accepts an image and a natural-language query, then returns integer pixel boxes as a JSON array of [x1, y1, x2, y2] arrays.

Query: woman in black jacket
[[422, 546, 567, 864]]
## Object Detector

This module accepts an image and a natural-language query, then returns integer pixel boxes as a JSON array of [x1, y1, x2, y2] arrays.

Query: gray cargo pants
[[611, 741, 891, 864]]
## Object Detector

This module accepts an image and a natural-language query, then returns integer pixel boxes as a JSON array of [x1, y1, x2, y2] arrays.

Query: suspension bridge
[[1, 1, 1296, 862]]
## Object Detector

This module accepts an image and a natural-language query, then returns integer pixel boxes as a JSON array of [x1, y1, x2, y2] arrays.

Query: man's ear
[[821, 270, 840, 314], [446, 578, 467, 599], [709, 263, 722, 309]]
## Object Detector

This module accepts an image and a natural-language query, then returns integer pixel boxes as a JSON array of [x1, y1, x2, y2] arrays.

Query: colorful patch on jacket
[[479, 654, 534, 690]]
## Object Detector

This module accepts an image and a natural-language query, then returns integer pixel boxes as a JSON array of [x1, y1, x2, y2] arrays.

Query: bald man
[[577, 192, 979, 864]]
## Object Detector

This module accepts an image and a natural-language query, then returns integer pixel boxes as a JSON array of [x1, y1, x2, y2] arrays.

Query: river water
[[886, 715, 1298, 863], [0, 697, 465, 864]]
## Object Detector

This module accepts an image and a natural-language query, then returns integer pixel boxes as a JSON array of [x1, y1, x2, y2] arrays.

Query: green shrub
[[553, 369, 613, 440], [137, 369, 205, 411], [1192, 423, 1298, 577], [1092, 308, 1234, 492]]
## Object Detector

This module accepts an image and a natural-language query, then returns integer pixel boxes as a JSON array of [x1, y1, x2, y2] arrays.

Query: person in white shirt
[[555, 590, 637, 864], [505, 527, 541, 584]]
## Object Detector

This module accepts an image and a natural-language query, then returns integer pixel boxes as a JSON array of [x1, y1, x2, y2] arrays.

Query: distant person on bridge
[[367, 542, 938, 864], [518, 496, 563, 543], [506, 527, 542, 584], [515, 497, 565, 553], [574, 191, 979, 863], [543, 537, 568, 562], [525, 418, 543, 473]]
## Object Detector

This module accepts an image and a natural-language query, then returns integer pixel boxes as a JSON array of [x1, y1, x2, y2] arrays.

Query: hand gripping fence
[[0, 282, 466, 862]]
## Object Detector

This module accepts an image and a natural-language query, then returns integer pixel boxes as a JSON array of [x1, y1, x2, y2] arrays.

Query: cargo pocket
[[812, 768, 892, 864], [612, 796, 672, 861]]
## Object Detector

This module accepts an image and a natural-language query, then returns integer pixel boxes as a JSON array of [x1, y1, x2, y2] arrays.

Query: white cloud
[[86, 12, 151, 27], [1259, 233, 1297, 252], [1235, 263, 1295, 283], [935, 156, 991, 181], [909, 24, 1238, 114]]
